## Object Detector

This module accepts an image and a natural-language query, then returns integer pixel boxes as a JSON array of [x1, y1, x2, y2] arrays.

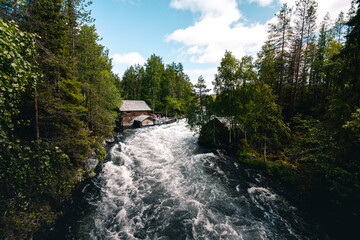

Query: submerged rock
[[85, 158, 99, 171]]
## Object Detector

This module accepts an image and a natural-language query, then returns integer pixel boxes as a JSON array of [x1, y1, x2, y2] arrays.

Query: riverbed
[[43, 120, 331, 239]]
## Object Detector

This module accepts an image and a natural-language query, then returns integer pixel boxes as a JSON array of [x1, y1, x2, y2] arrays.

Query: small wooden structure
[[132, 114, 156, 128], [120, 100, 152, 128]]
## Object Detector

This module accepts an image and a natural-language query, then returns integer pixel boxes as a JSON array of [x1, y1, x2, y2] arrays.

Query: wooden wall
[[121, 111, 150, 125]]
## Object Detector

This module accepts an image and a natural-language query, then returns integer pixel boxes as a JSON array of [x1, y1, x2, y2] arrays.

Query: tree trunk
[[229, 128, 231, 144], [264, 141, 267, 162], [35, 89, 39, 140], [72, 27, 75, 79], [291, 6, 306, 116], [89, 84, 93, 130]]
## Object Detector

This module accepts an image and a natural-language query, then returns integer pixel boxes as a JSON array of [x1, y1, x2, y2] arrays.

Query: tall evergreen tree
[[340, 0, 360, 107], [289, 0, 318, 115], [333, 12, 347, 43], [256, 41, 277, 90], [143, 54, 164, 112], [268, 3, 293, 101]]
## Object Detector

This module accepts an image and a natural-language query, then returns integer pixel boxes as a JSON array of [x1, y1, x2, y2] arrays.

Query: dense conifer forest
[[120, 57, 193, 116], [1, 0, 360, 238], [0, 0, 120, 238]]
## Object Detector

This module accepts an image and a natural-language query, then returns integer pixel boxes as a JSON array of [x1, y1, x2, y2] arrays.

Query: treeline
[[188, 0, 360, 237], [121, 57, 193, 116], [0, 0, 121, 238]]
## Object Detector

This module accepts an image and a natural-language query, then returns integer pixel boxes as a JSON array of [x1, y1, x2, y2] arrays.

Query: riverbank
[[33, 141, 113, 239], [236, 155, 360, 240], [196, 120, 360, 240]]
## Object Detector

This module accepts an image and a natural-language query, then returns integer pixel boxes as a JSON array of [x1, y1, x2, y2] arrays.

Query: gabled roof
[[120, 100, 151, 112], [131, 114, 155, 123]]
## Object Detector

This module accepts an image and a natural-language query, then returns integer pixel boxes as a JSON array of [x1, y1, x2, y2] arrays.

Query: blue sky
[[90, 0, 352, 90]]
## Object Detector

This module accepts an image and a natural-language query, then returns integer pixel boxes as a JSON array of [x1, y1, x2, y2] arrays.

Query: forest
[[1, 0, 360, 238], [187, 0, 360, 237], [120, 58, 193, 116], [0, 0, 120, 238]]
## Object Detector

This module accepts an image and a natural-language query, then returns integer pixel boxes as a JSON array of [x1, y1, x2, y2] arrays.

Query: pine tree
[[333, 12, 347, 43], [256, 41, 277, 90], [341, 0, 360, 107], [143, 54, 164, 112], [194, 75, 210, 117], [289, 0, 318, 115], [268, 3, 293, 102]]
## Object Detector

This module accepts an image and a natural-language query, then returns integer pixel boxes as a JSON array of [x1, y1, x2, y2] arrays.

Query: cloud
[[170, 0, 241, 22], [249, 0, 275, 7], [112, 52, 146, 66], [167, 0, 268, 65]]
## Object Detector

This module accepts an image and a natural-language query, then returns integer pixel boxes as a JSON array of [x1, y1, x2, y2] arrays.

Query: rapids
[[44, 120, 330, 239]]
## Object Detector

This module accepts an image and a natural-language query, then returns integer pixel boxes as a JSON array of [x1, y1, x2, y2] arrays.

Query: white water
[[58, 120, 327, 239]]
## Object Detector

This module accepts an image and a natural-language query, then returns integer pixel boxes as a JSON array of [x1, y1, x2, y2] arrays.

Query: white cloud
[[249, 0, 275, 7], [170, 0, 241, 22], [167, 0, 268, 65], [112, 52, 146, 66]]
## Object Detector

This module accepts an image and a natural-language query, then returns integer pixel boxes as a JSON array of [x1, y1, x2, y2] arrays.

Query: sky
[[89, 0, 353, 90]]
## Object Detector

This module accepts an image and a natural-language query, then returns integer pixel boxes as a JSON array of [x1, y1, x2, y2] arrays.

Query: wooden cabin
[[120, 100, 152, 127], [132, 114, 156, 128]]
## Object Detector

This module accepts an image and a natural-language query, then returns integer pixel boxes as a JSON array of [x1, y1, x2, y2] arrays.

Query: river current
[[45, 120, 331, 240]]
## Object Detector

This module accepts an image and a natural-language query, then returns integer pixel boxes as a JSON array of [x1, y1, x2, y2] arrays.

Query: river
[[44, 120, 331, 239]]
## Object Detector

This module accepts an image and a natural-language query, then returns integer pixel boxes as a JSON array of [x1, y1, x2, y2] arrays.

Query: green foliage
[[256, 41, 276, 88], [237, 152, 266, 169], [121, 64, 144, 100], [213, 51, 241, 94], [343, 108, 360, 142], [76, 25, 121, 139], [0, 18, 39, 139], [237, 153, 299, 189], [121, 56, 193, 116], [186, 76, 212, 130], [266, 160, 299, 189], [0, 1, 120, 238], [240, 83, 290, 153], [0, 140, 75, 239], [288, 115, 336, 164], [195, 2, 360, 234]]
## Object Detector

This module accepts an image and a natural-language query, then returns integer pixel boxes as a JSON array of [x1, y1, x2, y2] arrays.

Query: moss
[[238, 156, 267, 169], [266, 160, 300, 190], [97, 145, 106, 163], [237, 149, 300, 190]]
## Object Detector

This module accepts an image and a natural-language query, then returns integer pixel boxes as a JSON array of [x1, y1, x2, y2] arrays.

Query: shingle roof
[[120, 100, 151, 112]]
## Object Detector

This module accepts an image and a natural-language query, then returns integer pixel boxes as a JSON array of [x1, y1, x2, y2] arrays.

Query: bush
[[0, 140, 76, 238]]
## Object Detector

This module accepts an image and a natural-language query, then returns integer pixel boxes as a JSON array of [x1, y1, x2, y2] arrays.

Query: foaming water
[[48, 120, 329, 240]]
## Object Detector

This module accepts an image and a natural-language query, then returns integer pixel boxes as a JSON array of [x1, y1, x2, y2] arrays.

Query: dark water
[[44, 120, 331, 239]]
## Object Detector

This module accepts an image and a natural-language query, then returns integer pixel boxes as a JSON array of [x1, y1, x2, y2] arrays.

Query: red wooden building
[[120, 100, 153, 127]]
